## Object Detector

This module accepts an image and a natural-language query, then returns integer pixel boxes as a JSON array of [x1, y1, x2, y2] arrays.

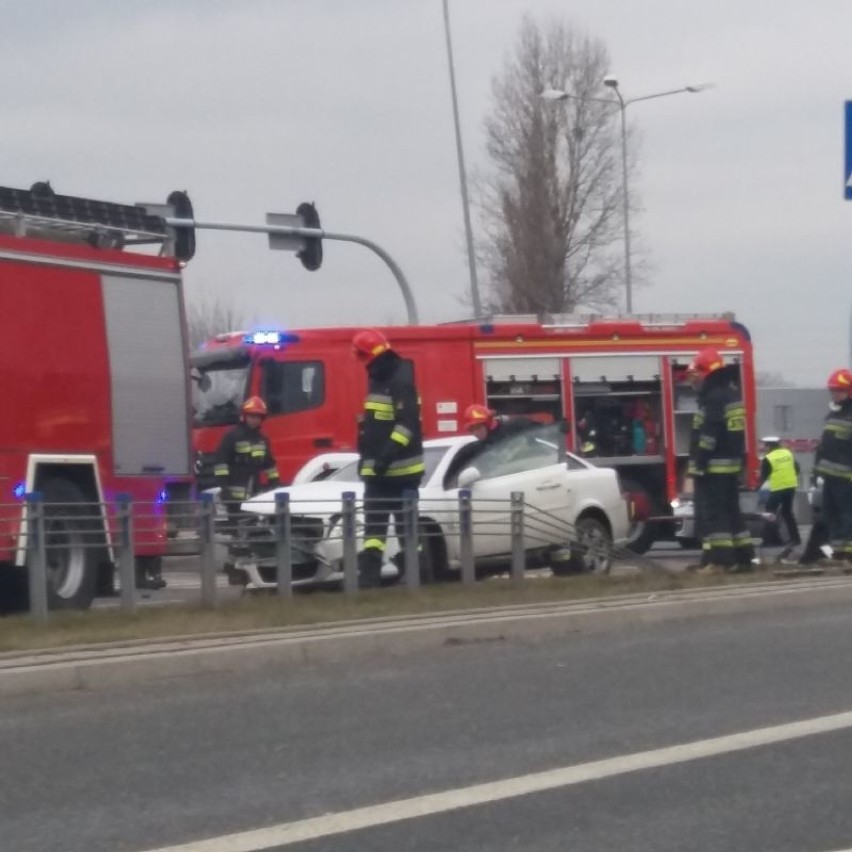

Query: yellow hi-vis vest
[[766, 447, 798, 491]]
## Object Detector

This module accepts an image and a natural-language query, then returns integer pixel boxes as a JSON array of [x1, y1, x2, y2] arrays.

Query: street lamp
[[542, 79, 713, 313], [442, 0, 482, 319]]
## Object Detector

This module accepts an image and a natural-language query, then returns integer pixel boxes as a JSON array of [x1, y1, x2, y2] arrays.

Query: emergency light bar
[[243, 330, 299, 346]]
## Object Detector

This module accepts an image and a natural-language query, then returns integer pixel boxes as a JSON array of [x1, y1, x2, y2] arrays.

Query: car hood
[[242, 481, 365, 516]]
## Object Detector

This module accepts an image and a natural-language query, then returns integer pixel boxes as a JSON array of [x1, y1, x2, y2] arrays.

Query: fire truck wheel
[[35, 478, 98, 610], [621, 479, 658, 555], [553, 515, 613, 576]]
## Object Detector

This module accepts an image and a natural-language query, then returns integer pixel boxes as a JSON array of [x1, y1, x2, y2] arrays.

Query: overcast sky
[[4, 0, 852, 385]]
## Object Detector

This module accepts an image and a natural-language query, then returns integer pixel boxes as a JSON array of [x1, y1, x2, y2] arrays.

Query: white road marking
[[141, 709, 852, 852]]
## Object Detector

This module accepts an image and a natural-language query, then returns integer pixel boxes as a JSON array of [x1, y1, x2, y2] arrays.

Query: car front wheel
[[553, 516, 613, 576]]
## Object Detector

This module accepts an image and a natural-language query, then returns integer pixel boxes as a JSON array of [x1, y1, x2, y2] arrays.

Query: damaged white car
[[229, 423, 630, 589]]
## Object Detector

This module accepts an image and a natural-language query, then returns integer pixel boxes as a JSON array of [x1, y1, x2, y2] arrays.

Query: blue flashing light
[[13, 482, 26, 499], [243, 330, 300, 346], [156, 488, 168, 504], [243, 329, 299, 347]]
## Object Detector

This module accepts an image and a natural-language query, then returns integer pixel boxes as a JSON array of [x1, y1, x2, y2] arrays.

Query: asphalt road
[[4, 596, 852, 851]]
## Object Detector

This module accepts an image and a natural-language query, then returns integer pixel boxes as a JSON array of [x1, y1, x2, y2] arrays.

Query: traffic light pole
[[165, 217, 419, 325]]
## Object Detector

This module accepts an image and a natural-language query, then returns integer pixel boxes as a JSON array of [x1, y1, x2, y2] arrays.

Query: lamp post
[[542, 80, 712, 313], [442, 0, 482, 319]]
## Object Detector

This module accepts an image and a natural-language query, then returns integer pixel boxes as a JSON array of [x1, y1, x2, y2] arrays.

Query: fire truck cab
[[0, 183, 193, 610], [191, 315, 758, 553]]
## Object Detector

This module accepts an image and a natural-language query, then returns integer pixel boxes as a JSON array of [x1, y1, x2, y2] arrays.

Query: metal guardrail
[[5, 490, 653, 623]]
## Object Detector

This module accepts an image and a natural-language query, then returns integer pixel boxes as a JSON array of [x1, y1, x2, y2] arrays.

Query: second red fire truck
[[0, 183, 194, 611], [192, 315, 759, 552]]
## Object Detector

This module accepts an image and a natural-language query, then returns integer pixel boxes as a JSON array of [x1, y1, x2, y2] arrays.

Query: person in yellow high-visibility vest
[[759, 436, 801, 554]]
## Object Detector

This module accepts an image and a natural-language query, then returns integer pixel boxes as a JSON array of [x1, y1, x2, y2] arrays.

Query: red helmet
[[463, 403, 496, 432], [241, 396, 268, 417], [687, 347, 724, 377], [827, 368, 852, 391], [352, 329, 391, 364]]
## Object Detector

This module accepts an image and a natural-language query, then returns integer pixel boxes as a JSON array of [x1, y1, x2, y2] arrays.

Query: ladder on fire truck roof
[[457, 312, 737, 329], [0, 182, 177, 254]]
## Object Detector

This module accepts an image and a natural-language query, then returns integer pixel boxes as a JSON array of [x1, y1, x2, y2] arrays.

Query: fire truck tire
[[34, 478, 98, 611], [621, 479, 659, 555], [552, 515, 613, 576]]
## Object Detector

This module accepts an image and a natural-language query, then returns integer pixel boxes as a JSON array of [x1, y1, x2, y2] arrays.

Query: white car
[[232, 423, 630, 589]]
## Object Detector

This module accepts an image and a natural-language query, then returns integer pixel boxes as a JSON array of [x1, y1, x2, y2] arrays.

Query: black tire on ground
[[621, 479, 660, 555], [418, 524, 453, 584], [34, 478, 98, 610], [553, 515, 613, 575]]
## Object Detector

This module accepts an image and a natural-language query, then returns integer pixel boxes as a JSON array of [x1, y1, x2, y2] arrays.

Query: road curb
[[3, 578, 852, 698]]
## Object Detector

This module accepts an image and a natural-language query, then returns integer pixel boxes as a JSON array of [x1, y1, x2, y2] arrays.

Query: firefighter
[[813, 368, 852, 564], [463, 404, 538, 444], [352, 329, 425, 589], [686, 347, 755, 572], [447, 404, 539, 478], [213, 396, 280, 527], [759, 436, 801, 558]]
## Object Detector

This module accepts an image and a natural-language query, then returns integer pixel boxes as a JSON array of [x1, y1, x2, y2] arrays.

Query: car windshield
[[191, 351, 251, 427], [328, 445, 451, 484]]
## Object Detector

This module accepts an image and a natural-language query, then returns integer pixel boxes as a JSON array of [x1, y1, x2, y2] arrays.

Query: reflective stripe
[[228, 487, 247, 498], [390, 430, 410, 446], [213, 464, 229, 476], [815, 460, 852, 480], [698, 436, 717, 450], [706, 459, 743, 474]]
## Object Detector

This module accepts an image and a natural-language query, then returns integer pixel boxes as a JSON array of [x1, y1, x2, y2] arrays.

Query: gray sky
[[4, 0, 852, 385]]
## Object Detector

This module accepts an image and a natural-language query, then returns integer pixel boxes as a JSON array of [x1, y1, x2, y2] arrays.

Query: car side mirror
[[457, 466, 481, 488]]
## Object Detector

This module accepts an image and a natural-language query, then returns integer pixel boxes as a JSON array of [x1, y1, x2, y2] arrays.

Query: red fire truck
[[191, 315, 758, 552], [0, 183, 194, 610]]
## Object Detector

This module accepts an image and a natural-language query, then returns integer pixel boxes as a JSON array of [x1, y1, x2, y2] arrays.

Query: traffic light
[[296, 201, 323, 271], [167, 190, 196, 262]]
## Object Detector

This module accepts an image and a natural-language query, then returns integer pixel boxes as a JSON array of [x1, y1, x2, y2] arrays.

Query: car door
[[466, 428, 573, 556]]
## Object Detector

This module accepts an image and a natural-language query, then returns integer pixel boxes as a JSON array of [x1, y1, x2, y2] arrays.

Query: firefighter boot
[[357, 549, 384, 589]]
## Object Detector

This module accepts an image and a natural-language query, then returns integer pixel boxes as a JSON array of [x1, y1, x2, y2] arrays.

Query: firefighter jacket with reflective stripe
[[213, 421, 280, 501], [815, 399, 852, 481], [760, 447, 799, 491], [688, 369, 747, 476], [357, 350, 424, 484]]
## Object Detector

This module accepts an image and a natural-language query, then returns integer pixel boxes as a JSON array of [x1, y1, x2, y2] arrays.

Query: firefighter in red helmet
[[813, 368, 852, 564], [213, 395, 280, 525], [686, 347, 755, 572], [445, 404, 540, 482], [352, 329, 425, 588]]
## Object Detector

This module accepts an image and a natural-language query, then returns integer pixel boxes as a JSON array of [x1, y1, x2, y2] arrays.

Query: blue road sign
[[845, 102, 852, 199]]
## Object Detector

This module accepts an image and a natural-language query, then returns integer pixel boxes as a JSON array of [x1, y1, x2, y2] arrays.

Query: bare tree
[[477, 17, 625, 315], [185, 293, 248, 350]]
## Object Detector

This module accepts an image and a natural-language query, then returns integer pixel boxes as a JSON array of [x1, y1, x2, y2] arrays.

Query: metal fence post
[[342, 491, 358, 594], [402, 489, 420, 590], [25, 492, 49, 624], [274, 492, 292, 599], [510, 491, 525, 582], [199, 493, 218, 608], [458, 489, 475, 585], [116, 493, 137, 610]]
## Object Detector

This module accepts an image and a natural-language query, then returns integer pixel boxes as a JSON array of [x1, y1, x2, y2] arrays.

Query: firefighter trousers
[[694, 473, 754, 568], [822, 476, 852, 561], [358, 478, 420, 587]]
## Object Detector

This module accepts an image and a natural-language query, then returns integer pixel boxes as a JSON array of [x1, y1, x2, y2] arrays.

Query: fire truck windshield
[[191, 352, 251, 427]]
